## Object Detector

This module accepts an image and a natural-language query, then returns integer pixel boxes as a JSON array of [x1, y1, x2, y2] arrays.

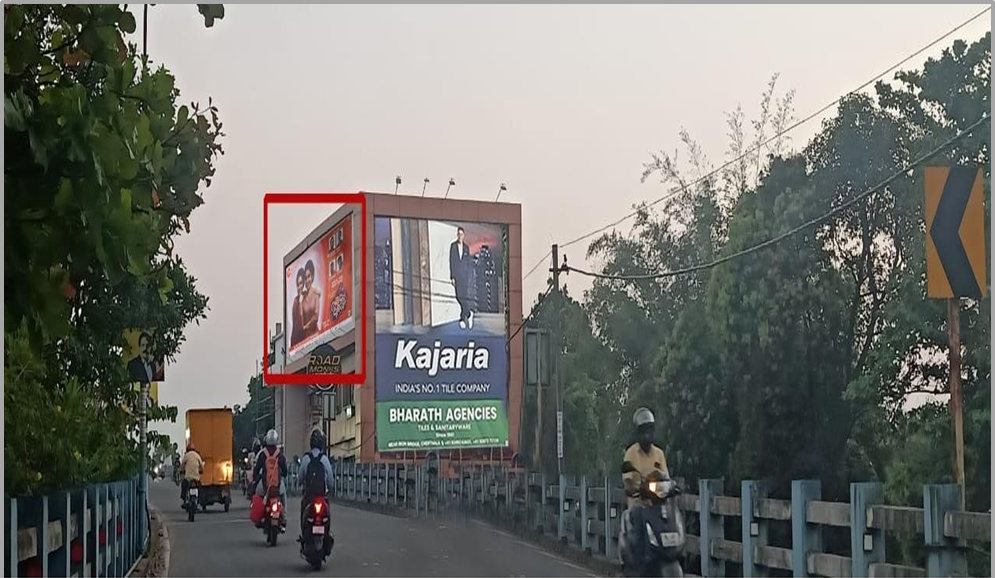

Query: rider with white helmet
[[253, 429, 288, 530]]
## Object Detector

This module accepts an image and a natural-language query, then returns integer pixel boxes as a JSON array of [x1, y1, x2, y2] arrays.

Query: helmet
[[633, 407, 655, 427], [251, 438, 261, 451], [264, 429, 279, 446], [310, 428, 326, 451]]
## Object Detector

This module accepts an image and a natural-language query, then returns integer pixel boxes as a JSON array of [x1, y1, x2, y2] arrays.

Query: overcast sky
[[145, 4, 989, 446]]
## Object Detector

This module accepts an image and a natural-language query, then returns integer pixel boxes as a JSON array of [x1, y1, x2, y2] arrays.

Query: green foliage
[[4, 4, 224, 495], [555, 33, 990, 528], [233, 374, 271, 455]]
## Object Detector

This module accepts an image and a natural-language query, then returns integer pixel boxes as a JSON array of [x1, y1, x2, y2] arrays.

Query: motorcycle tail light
[[314, 501, 322, 514]]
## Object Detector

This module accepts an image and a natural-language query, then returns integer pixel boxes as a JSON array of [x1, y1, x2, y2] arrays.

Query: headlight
[[648, 481, 658, 494]]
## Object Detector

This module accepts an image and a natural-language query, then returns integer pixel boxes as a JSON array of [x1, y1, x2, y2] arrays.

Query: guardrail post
[[6, 498, 16, 578], [111, 485, 120, 578], [742, 480, 769, 578], [76, 491, 87, 578], [537, 472, 547, 533], [924, 484, 967, 577], [580, 476, 590, 553], [792, 480, 822, 578], [86, 487, 98, 578], [558, 474, 567, 542], [605, 477, 615, 562], [38, 495, 50, 578], [699, 479, 725, 577], [52, 491, 69, 577], [850, 483, 885, 578]]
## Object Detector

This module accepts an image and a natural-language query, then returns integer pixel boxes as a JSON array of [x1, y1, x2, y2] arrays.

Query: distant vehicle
[[185, 408, 235, 512]]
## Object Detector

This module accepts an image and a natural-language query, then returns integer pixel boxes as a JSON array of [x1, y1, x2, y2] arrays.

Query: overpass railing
[[328, 460, 990, 577], [4, 477, 147, 578]]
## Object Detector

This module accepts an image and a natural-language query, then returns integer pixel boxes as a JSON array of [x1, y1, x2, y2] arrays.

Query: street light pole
[[422, 177, 430, 197], [496, 183, 507, 202], [445, 178, 456, 199]]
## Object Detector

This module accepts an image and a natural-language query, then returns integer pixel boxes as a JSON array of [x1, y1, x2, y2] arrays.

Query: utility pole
[[138, 5, 150, 551], [948, 298, 966, 509], [550, 244, 563, 479]]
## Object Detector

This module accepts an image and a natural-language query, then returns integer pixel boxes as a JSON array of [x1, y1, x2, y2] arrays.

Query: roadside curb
[[145, 502, 171, 578]]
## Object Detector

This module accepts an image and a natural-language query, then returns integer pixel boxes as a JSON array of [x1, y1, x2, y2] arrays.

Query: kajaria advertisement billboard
[[373, 216, 508, 450]]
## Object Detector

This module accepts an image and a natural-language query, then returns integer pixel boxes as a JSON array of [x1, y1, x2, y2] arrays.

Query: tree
[[4, 4, 224, 495]]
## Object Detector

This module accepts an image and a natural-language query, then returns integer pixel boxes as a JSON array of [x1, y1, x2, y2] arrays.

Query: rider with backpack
[[252, 429, 288, 531], [300, 428, 334, 500]]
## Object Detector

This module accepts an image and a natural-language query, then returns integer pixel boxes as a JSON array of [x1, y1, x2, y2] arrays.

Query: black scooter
[[620, 468, 685, 577], [299, 495, 334, 570]]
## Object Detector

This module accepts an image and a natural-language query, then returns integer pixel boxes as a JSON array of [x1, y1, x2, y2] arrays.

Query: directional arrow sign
[[925, 166, 987, 299]]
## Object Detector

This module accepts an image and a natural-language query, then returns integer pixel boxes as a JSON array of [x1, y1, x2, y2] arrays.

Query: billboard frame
[[263, 192, 367, 385]]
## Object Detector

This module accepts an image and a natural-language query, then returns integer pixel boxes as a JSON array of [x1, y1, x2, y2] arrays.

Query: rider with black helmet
[[300, 428, 334, 501]]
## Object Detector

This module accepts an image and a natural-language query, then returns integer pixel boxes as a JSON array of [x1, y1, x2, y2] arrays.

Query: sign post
[[925, 165, 986, 508], [556, 411, 563, 461]]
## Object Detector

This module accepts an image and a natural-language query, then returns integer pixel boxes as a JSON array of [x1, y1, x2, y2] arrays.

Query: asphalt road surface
[[149, 479, 598, 577]]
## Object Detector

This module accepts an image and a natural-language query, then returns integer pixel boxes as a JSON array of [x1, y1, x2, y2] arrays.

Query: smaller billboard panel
[[285, 216, 354, 364], [123, 329, 165, 383]]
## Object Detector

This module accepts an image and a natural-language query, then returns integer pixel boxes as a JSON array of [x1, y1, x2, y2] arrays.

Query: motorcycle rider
[[253, 429, 288, 530], [619, 408, 676, 576], [179, 442, 205, 506], [246, 438, 261, 496], [299, 428, 335, 546]]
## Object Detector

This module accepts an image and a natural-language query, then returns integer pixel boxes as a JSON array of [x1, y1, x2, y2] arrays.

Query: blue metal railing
[[4, 477, 147, 578], [328, 460, 992, 577]]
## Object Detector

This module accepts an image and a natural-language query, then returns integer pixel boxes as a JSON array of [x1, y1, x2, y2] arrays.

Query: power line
[[522, 249, 553, 284], [557, 6, 991, 252], [566, 113, 990, 282], [508, 282, 554, 345]]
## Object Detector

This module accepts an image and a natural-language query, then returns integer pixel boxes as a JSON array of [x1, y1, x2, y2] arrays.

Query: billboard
[[374, 216, 509, 451], [285, 215, 354, 364], [123, 329, 165, 383]]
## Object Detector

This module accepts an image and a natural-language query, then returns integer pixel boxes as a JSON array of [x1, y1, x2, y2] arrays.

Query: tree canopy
[[526, 34, 990, 522], [4, 4, 224, 495]]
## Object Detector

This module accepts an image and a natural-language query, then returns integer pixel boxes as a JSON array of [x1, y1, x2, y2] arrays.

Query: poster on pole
[[374, 216, 509, 451], [123, 329, 165, 384]]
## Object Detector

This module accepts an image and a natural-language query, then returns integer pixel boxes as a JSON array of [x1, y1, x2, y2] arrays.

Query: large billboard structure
[[374, 217, 509, 451], [274, 193, 523, 464], [360, 193, 524, 464]]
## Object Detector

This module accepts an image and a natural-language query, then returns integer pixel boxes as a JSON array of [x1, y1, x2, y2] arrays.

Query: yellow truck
[[185, 408, 235, 512]]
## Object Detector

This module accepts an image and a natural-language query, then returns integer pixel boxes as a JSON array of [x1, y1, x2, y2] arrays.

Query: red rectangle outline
[[263, 192, 367, 385]]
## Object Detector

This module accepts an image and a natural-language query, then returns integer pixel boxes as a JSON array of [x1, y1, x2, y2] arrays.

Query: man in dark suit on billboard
[[127, 331, 159, 384], [449, 226, 474, 329]]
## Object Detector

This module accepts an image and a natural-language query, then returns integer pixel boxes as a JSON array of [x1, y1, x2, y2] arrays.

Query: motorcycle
[[300, 495, 334, 570], [185, 480, 201, 523], [261, 492, 284, 546], [619, 468, 685, 577]]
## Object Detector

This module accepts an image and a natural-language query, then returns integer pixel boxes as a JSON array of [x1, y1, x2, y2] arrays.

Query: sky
[[144, 4, 990, 445]]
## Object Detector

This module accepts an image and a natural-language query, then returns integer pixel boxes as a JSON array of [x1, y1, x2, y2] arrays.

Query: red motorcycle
[[262, 492, 283, 546], [300, 495, 333, 570]]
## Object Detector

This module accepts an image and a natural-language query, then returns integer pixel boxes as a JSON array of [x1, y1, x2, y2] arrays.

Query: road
[[149, 479, 598, 577]]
